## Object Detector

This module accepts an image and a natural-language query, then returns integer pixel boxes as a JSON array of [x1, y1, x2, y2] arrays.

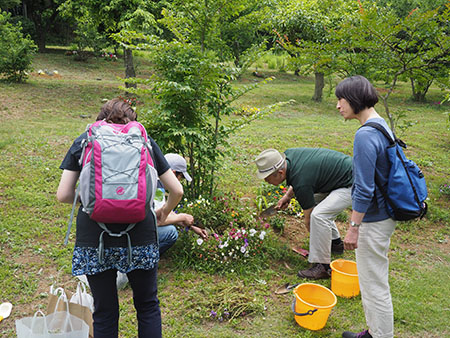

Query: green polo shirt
[[284, 148, 353, 210]]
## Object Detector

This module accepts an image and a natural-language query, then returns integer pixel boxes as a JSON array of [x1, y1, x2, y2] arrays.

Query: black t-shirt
[[60, 131, 171, 247]]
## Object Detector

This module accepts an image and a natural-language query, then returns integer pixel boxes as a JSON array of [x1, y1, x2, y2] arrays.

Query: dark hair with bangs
[[335, 75, 379, 114]]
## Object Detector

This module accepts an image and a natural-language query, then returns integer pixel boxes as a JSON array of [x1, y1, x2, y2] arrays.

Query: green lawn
[[0, 50, 449, 337]]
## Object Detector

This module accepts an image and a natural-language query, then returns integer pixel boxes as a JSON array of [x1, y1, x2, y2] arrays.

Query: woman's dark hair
[[335, 75, 379, 114], [96, 98, 137, 124]]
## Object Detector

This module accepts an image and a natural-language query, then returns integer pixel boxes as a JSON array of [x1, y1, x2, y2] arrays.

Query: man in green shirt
[[255, 148, 353, 279]]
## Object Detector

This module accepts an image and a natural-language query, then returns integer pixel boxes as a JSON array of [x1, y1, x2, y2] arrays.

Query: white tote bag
[[70, 282, 94, 313], [16, 309, 89, 338]]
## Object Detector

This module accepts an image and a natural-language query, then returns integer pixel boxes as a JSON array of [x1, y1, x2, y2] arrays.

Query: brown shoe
[[297, 263, 331, 279]]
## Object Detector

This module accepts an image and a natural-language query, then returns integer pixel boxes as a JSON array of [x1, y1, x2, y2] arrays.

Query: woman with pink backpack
[[57, 98, 183, 337]]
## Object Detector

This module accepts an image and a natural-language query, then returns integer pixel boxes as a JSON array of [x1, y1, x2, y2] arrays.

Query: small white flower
[[196, 238, 204, 245], [259, 231, 266, 240], [223, 241, 229, 247], [249, 229, 257, 237], [240, 246, 246, 253]]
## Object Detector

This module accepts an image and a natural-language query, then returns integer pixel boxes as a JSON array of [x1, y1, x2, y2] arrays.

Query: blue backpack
[[362, 122, 428, 221]]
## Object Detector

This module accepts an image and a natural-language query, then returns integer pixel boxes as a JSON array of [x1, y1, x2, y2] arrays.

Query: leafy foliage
[[114, 32, 284, 198], [0, 11, 36, 82], [332, 2, 450, 130]]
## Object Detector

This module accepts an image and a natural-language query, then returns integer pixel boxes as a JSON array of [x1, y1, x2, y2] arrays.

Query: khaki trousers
[[357, 218, 396, 338], [308, 187, 352, 264]]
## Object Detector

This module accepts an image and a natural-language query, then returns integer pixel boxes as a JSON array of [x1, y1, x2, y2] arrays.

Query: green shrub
[[267, 59, 277, 69], [0, 11, 36, 82]]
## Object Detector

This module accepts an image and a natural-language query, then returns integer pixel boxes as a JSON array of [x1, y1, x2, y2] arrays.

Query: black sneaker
[[297, 263, 331, 279], [331, 241, 344, 254], [342, 329, 372, 338]]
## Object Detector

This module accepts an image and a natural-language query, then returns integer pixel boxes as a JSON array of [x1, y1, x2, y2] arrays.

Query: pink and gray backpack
[[64, 120, 158, 264]]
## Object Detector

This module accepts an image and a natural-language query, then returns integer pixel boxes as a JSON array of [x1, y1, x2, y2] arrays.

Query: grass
[[0, 48, 449, 337]]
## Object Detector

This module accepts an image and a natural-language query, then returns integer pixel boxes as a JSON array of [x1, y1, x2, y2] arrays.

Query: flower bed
[[171, 192, 280, 273]]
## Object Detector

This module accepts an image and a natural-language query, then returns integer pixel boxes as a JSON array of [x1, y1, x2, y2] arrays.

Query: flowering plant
[[255, 182, 302, 217], [178, 192, 254, 234], [101, 52, 118, 61], [118, 95, 140, 107], [172, 192, 277, 273]]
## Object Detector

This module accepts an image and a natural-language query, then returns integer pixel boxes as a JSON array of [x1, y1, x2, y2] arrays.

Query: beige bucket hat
[[254, 149, 286, 179]]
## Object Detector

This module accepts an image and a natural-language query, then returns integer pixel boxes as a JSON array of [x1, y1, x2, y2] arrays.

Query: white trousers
[[308, 187, 352, 264], [357, 218, 396, 338]]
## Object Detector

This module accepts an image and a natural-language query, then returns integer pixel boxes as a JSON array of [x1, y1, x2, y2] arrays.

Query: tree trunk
[[312, 72, 324, 102], [233, 41, 240, 67], [123, 48, 136, 89], [381, 95, 395, 133], [410, 77, 432, 102]]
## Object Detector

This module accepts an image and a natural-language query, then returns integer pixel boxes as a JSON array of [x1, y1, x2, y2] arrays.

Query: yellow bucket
[[292, 283, 337, 331], [330, 259, 360, 298]]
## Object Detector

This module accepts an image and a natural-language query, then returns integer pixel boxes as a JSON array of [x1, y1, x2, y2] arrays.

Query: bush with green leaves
[[0, 11, 36, 82]]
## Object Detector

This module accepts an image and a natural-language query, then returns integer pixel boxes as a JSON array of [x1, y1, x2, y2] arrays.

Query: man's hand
[[276, 194, 291, 210], [344, 226, 359, 250], [191, 225, 208, 239]]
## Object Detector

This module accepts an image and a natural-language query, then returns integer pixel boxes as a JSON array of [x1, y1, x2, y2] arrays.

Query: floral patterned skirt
[[72, 244, 159, 276]]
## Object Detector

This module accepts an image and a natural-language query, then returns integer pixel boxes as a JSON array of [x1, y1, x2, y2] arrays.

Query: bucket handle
[[291, 298, 318, 316]]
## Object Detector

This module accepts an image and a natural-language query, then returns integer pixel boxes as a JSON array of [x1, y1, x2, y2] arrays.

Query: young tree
[[0, 11, 36, 82], [333, 2, 450, 130], [59, 0, 159, 87], [272, 0, 358, 101], [114, 32, 284, 199]]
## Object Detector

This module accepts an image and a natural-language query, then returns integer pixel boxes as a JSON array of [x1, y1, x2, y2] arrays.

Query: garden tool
[[0, 302, 12, 323], [292, 246, 309, 258], [260, 205, 277, 218], [275, 283, 300, 295]]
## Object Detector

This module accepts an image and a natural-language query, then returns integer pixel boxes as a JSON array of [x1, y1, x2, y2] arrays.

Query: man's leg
[[308, 187, 352, 264], [157, 225, 178, 256]]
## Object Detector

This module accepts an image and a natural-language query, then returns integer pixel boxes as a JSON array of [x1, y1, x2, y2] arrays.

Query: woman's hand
[[156, 205, 171, 225], [344, 226, 359, 250]]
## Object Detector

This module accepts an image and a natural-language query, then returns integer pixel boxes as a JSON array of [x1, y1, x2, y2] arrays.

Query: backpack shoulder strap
[[360, 122, 395, 145]]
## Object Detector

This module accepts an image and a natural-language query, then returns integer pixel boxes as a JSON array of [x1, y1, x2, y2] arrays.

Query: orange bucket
[[292, 283, 337, 331], [330, 259, 359, 298]]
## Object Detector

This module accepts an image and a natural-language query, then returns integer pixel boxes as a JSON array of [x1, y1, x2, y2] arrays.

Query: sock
[[332, 238, 342, 244]]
